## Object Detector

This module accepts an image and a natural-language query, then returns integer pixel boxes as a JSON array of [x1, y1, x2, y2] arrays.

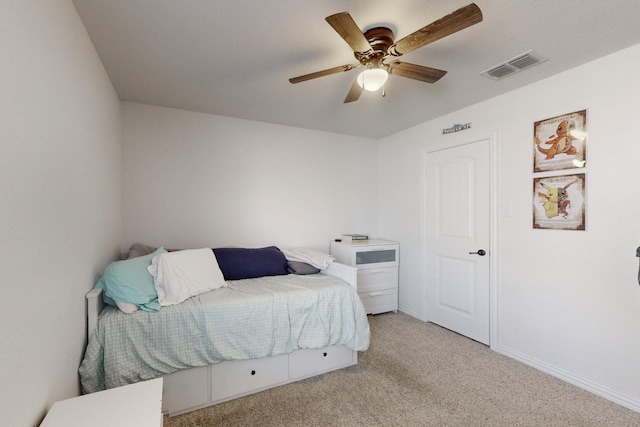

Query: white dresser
[[331, 239, 399, 314]]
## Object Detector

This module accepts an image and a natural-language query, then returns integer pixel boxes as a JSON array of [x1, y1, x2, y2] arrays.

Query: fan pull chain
[[382, 86, 386, 97]]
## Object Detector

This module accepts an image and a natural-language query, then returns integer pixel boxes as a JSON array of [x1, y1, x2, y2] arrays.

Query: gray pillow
[[127, 243, 158, 259], [287, 261, 321, 275]]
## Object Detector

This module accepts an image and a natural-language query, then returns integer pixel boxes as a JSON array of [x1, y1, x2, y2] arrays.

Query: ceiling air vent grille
[[481, 50, 546, 80]]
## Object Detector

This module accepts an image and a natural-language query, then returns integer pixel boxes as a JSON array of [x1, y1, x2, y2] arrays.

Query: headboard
[[86, 287, 104, 338]]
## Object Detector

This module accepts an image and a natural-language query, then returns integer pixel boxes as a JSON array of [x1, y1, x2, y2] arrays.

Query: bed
[[79, 245, 370, 416]]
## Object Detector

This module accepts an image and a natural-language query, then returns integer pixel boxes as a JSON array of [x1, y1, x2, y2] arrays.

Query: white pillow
[[147, 248, 226, 306], [115, 300, 139, 314]]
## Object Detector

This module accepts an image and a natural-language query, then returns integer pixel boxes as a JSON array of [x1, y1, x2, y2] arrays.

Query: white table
[[40, 378, 163, 427]]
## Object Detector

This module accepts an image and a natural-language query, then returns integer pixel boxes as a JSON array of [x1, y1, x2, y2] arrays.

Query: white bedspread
[[79, 273, 370, 393], [282, 247, 335, 269]]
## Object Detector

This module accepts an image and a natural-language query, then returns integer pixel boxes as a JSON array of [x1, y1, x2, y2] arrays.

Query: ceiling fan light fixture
[[356, 68, 388, 92]]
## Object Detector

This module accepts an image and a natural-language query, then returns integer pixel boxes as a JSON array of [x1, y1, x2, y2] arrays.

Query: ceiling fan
[[289, 3, 483, 103]]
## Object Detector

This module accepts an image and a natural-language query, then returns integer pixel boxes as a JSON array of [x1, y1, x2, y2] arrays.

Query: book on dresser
[[330, 239, 399, 315], [340, 234, 368, 242]]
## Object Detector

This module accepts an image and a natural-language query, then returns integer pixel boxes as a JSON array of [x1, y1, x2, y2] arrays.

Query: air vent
[[481, 50, 546, 80]]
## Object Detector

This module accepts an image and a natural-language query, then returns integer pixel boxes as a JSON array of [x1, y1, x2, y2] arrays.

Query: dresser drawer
[[359, 288, 398, 315], [289, 346, 355, 380], [210, 354, 289, 403], [357, 267, 398, 293], [330, 240, 399, 270]]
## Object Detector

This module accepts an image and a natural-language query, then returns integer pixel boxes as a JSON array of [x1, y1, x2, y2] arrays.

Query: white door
[[424, 138, 491, 344]]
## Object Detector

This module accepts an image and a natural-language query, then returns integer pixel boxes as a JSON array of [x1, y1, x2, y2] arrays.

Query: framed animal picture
[[533, 173, 585, 230], [533, 109, 587, 172]]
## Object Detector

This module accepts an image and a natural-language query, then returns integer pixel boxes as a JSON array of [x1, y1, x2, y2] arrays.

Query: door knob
[[469, 249, 486, 256]]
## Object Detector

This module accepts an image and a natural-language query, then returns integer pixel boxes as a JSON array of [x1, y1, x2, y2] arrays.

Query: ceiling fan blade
[[389, 3, 482, 57], [343, 79, 363, 103], [289, 64, 358, 84], [326, 12, 374, 55], [389, 61, 447, 83]]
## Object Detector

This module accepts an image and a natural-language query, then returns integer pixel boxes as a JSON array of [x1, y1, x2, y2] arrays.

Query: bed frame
[[85, 262, 359, 416]]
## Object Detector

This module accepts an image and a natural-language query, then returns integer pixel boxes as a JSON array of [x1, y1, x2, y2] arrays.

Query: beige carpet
[[164, 312, 640, 426]]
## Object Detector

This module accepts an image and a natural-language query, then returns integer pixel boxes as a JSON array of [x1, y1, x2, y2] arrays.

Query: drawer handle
[[251, 370, 256, 376], [369, 291, 384, 297]]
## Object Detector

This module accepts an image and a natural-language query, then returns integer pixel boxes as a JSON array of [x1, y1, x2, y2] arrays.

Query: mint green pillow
[[96, 247, 166, 312]]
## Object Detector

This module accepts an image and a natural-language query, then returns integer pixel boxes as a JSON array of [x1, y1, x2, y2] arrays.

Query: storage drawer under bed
[[163, 365, 209, 415], [161, 348, 357, 416], [210, 354, 289, 403], [289, 346, 356, 380]]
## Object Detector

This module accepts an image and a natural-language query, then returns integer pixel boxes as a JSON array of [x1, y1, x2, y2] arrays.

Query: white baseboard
[[395, 311, 640, 413], [396, 305, 422, 320], [496, 344, 640, 413]]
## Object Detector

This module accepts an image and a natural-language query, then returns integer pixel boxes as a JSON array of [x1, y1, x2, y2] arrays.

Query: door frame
[[420, 130, 499, 349]]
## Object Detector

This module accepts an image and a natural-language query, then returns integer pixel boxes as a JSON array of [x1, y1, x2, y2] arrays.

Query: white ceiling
[[72, 0, 640, 139]]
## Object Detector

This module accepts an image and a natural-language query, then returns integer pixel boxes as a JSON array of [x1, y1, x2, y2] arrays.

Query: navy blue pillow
[[212, 246, 289, 280]]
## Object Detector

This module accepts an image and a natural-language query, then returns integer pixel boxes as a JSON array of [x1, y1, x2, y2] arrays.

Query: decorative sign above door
[[442, 123, 471, 134]]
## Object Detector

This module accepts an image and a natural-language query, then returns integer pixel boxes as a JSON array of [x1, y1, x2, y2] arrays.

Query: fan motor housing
[[355, 27, 394, 65]]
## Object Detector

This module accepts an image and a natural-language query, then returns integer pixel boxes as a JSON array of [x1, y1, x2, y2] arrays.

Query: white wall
[[378, 44, 640, 410], [4, 1, 638, 423], [0, 1, 122, 426], [122, 103, 379, 253]]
